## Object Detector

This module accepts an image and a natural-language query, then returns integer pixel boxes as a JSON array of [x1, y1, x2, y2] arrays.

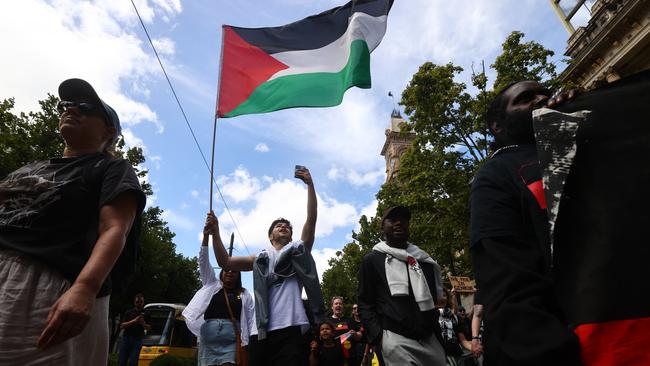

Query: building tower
[[549, 0, 650, 88], [380, 109, 415, 182]]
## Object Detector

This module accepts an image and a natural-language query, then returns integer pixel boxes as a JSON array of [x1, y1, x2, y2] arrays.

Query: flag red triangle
[[217, 26, 289, 117]]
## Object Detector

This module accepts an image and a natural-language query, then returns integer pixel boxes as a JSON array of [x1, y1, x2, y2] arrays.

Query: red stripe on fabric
[[217, 26, 288, 117], [574, 317, 650, 366], [527, 180, 547, 209]]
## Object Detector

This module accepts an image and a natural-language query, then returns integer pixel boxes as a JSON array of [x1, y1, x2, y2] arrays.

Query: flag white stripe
[[269, 13, 388, 80]]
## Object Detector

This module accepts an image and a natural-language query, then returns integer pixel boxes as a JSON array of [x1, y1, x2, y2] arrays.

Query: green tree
[[0, 95, 64, 177], [492, 31, 558, 92], [321, 31, 560, 299]]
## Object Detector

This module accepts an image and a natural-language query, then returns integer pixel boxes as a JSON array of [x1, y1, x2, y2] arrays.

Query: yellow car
[[137, 303, 197, 365]]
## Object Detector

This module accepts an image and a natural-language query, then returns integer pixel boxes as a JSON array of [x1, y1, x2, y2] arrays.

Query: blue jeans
[[118, 335, 143, 366]]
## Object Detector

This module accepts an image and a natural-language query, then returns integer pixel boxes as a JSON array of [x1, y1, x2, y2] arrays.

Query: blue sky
[[1, 0, 593, 292]]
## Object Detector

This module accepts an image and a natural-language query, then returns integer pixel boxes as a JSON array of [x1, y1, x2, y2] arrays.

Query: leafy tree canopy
[[321, 31, 560, 304]]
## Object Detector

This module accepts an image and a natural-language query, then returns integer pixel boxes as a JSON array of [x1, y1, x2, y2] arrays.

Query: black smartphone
[[294, 165, 306, 179]]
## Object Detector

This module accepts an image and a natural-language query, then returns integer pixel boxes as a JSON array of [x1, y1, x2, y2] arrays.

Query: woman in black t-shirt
[[200, 269, 244, 366], [0, 79, 146, 365], [309, 321, 347, 366]]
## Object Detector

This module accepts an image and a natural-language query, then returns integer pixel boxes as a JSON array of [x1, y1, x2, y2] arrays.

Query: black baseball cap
[[58, 78, 121, 146], [381, 205, 411, 223]]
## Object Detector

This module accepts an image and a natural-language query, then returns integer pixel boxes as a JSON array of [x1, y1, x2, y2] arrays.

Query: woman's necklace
[[491, 144, 520, 158]]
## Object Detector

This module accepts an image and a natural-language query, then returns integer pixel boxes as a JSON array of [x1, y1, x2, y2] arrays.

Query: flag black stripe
[[230, 0, 393, 55]]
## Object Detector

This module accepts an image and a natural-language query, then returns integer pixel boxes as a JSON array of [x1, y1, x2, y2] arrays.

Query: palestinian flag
[[216, 0, 393, 118]]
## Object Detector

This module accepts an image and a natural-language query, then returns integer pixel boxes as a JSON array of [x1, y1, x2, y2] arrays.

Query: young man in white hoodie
[[358, 206, 445, 366]]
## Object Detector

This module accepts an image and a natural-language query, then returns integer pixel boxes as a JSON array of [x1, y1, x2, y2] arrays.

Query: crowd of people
[[1, 71, 648, 366]]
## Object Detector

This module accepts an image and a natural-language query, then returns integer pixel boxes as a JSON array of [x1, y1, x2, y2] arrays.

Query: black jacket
[[358, 250, 442, 345], [470, 145, 581, 366]]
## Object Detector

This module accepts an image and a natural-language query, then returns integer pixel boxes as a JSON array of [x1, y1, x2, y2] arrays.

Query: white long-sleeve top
[[182, 246, 256, 346]]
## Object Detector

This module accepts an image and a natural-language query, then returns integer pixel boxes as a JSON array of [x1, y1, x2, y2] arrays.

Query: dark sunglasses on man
[[57, 100, 104, 117]]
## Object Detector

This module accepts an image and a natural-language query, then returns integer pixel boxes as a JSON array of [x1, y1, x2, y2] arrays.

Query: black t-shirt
[[204, 288, 242, 320], [317, 342, 345, 366], [458, 316, 471, 340], [350, 318, 365, 358], [331, 316, 354, 338], [331, 316, 354, 359], [0, 153, 146, 295], [469, 144, 552, 267], [123, 307, 152, 338], [438, 308, 463, 357]]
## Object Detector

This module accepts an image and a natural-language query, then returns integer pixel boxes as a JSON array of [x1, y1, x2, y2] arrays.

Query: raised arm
[[296, 167, 317, 251], [206, 211, 255, 271], [199, 218, 217, 285]]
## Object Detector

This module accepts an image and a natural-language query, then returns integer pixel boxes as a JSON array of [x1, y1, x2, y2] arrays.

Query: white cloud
[[122, 128, 147, 150], [0, 0, 179, 140], [149, 155, 162, 170], [215, 167, 359, 250], [327, 166, 341, 180], [354, 199, 379, 233], [122, 128, 163, 172], [217, 167, 262, 203], [360, 199, 379, 220], [161, 208, 195, 231], [346, 169, 385, 187], [152, 37, 176, 55], [152, 0, 183, 17], [191, 190, 200, 198], [254, 143, 270, 153]]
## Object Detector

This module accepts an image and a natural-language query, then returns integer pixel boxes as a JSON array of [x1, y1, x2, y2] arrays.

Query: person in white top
[[182, 216, 256, 366], [210, 166, 318, 366]]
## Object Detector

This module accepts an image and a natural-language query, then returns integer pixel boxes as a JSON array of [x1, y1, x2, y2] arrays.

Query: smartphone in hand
[[295, 165, 306, 180]]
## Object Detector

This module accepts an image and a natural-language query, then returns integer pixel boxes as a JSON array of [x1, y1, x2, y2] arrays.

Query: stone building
[[550, 0, 650, 88], [380, 110, 415, 182]]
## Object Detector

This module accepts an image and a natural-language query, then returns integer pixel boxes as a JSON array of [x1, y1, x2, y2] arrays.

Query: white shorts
[[0, 249, 110, 366]]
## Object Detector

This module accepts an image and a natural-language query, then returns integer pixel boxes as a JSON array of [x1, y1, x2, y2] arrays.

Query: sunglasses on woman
[[57, 100, 103, 116]]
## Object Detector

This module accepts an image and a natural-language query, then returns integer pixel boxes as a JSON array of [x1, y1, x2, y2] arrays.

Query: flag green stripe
[[224, 40, 370, 118]]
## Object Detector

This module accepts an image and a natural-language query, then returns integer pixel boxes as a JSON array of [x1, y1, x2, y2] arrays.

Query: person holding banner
[[211, 166, 324, 366]]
